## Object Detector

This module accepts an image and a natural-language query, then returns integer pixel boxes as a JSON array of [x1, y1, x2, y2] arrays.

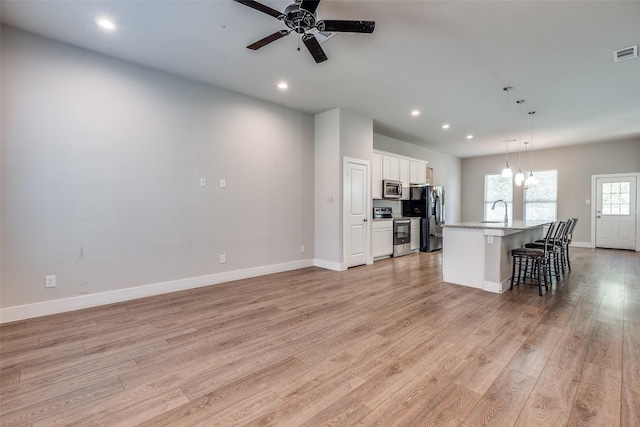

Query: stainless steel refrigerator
[[402, 185, 445, 252]]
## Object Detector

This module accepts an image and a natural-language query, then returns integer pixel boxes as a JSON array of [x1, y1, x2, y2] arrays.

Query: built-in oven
[[393, 218, 411, 257]]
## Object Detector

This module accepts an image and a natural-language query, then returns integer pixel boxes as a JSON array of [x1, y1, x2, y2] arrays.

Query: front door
[[344, 158, 369, 267], [596, 176, 636, 249]]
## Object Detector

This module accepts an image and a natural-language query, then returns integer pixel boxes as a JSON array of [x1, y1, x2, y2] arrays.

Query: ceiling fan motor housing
[[283, 3, 316, 33]]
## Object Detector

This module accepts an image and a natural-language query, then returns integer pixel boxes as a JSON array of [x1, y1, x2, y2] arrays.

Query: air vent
[[613, 45, 638, 62]]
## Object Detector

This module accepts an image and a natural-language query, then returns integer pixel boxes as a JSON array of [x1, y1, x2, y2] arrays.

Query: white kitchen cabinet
[[410, 218, 420, 251], [372, 152, 383, 199], [399, 158, 410, 200], [382, 155, 400, 181], [410, 160, 427, 184], [372, 220, 393, 258]]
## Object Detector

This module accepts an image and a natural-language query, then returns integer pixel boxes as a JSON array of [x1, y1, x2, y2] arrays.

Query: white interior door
[[596, 176, 636, 249], [344, 158, 369, 267]]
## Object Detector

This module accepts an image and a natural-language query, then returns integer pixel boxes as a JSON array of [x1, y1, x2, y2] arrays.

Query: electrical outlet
[[487, 235, 494, 244], [301, 245, 306, 253], [45, 275, 56, 288], [200, 178, 207, 187], [219, 254, 226, 264], [220, 179, 226, 188]]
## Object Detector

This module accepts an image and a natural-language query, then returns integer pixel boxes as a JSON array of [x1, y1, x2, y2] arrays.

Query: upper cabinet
[[372, 152, 383, 199], [382, 155, 400, 181], [372, 150, 429, 199], [410, 160, 427, 184], [400, 158, 410, 200]]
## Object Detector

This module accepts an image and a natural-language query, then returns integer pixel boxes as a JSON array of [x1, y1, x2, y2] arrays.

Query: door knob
[[363, 218, 368, 222]]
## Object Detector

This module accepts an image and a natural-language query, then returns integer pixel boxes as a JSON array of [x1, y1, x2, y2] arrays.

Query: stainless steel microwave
[[383, 179, 403, 199]]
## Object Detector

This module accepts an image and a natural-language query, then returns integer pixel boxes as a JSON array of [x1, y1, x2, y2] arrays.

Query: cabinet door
[[410, 160, 427, 183], [382, 156, 400, 181], [400, 158, 410, 200], [372, 223, 394, 257], [372, 153, 383, 199]]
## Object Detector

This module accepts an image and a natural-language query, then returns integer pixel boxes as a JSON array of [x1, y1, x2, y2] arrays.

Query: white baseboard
[[570, 241, 593, 248], [0, 259, 315, 324], [313, 258, 347, 271], [482, 279, 510, 294]]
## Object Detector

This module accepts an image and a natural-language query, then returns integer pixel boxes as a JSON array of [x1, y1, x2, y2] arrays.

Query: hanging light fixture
[[525, 111, 538, 187], [514, 99, 525, 186], [500, 86, 513, 178]]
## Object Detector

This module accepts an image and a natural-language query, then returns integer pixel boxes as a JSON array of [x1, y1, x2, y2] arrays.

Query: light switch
[[200, 178, 207, 187], [586, 199, 590, 205], [220, 179, 226, 188], [487, 235, 494, 244]]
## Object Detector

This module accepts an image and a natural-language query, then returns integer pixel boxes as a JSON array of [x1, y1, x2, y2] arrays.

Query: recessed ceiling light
[[411, 110, 420, 117], [442, 124, 450, 129], [466, 134, 474, 139], [96, 18, 116, 31], [277, 82, 289, 90]]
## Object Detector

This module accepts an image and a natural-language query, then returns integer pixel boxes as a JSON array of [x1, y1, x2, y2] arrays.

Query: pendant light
[[514, 99, 525, 186], [501, 139, 513, 178], [501, 86, 513, 178], [525, 111, 538, 187]]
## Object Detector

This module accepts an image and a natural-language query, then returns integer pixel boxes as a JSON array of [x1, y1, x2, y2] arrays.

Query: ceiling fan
[[233, 0, 375, 63]]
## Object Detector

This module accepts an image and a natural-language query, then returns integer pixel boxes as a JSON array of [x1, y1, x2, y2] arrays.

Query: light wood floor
[[1, 247, 639, 426]]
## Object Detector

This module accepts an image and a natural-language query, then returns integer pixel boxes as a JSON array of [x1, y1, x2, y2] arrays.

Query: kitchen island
[[442, 220, 550, 293]]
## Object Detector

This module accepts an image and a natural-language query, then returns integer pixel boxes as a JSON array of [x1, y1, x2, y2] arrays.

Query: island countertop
[[443, 220, 550, 231], [442, 220, 550, 293]]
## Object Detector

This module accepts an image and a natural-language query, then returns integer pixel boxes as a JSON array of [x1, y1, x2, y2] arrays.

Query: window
[[484, 174, 512, 221], [524, 170, 558, 221], [602, 182, 630, 215]]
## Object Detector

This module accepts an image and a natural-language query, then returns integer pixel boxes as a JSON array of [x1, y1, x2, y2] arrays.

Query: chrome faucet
[[491, 199, 509, 223]]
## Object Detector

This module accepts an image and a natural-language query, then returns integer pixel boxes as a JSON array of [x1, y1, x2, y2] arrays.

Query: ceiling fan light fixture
[[233, 0, 375, 64]]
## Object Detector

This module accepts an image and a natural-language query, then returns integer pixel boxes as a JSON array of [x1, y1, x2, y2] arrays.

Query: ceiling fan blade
[[302, 34, 328, 63], [233, 0, 283, 19], [317, 20, 375, 33], [299, 1, 321, 14], [247, 30, 289, 50]]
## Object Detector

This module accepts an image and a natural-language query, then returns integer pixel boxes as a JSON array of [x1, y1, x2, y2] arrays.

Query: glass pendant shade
[[502, 162, 513, 178], [515, 169, 525, 186]]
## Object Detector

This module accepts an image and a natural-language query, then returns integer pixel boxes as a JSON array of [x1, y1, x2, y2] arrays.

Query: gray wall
[[373, 133, 463, 224], [314, 108, 373, 269], [461, 137, 640, 244], [1, 27, 315, 309]]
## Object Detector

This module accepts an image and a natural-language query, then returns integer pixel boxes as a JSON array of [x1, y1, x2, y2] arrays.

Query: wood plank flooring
[[1, 247, 639, 426]]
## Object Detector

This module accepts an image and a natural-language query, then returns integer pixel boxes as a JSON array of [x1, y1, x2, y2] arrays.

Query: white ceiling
[[2, 0, 639, 158]]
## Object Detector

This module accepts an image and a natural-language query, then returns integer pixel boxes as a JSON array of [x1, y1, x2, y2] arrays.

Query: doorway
[[343, 157, 370, 267], [594, 174, 637, 250]]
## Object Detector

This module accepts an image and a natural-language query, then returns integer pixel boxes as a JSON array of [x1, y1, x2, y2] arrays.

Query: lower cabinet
[[410, 218, 420, 251], [372, 220, 393, 258]]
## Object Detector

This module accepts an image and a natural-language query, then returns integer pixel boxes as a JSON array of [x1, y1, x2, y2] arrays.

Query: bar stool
[[532, 218, 576, 272], [525, 220, 567, 280], [510, 221, 557, 296]]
